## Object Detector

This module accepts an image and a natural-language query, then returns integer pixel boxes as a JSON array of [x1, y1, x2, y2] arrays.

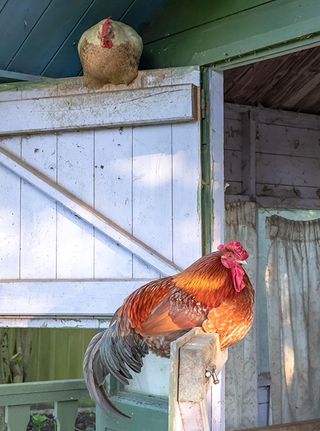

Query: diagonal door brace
[[0, 146, 182, 276]]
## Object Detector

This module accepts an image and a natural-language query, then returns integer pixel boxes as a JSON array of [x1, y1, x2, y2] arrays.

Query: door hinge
[[200, 88, 206, 119]]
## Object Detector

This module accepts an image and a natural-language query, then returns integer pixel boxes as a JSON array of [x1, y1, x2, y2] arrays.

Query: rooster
[[83, 241, 254, 417], [78, 17, 143, 88]]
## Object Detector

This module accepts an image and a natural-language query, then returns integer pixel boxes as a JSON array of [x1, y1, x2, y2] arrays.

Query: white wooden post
[[169, 329, 228, 431], [208, 68, 225, 431]]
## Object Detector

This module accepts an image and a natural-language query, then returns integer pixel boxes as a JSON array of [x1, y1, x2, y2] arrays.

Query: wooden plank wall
[[0, 67, 202, 327], [225, 103, 320, 209]]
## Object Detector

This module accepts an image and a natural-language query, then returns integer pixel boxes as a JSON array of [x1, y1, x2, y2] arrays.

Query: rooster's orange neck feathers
[[174, 252, 235, 307]]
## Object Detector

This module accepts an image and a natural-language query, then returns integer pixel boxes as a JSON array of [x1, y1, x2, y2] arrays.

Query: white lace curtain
[[265, 215, 320, 424], [225, 202, 258, 430]]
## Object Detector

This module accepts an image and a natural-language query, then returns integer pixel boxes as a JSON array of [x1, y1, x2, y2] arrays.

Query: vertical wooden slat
[[209, 70, 225, 249], [0, 137, 21, 279], [56, 131, 94, 278], [54, 399, 78, 431], [94, 127, 133, 278], [5, 405, 30, 431], [172, 122, 202, 269], [20, 134, 57, 278], [132, 125, 172, 278], [0, 146, 181, 277], [241, 110, 257, 196]]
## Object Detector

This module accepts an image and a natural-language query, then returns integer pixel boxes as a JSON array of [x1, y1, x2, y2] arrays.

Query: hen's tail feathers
[[83, 321, 149, 418]]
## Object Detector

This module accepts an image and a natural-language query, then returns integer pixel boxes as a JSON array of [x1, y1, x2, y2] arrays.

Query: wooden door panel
[[0, 67, 201, 329]]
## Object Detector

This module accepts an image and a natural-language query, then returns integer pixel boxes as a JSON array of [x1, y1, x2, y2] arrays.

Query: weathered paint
[[0, 84, 197, 134], [169, 329, 228, 431], [0, 67, 201, 328]]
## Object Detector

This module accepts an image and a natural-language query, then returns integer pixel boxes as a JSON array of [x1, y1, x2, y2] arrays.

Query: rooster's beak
[[236, 260, 247, 265]]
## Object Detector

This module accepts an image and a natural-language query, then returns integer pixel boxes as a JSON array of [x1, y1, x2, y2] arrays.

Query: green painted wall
[[27, 329, 97, 381], [141, 0, 320, 70], [0, 328, 96, 384]]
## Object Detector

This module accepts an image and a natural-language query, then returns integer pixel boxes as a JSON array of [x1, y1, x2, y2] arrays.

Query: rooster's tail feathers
[[100, 321, 148, 384], [83, 330, 130, 418], [83, 321, 149, 418]]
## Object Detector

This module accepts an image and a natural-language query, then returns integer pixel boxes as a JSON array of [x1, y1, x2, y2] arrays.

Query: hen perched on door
[[78, 17, 143, 88]]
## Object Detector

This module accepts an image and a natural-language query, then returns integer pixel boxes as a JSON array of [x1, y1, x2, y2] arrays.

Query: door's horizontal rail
[[0, 317, 108, 329], [0, 147, 182, 276], [0, 84, 197, 135], [0, 280, 153, 316]]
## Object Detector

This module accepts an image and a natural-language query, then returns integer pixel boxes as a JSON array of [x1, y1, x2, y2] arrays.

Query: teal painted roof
[[0, 0, 169, 82]]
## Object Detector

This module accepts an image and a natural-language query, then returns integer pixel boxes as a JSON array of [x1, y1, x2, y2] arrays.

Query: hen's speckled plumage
[[78, 18, 143, 88], [83, 242, 254, 418]]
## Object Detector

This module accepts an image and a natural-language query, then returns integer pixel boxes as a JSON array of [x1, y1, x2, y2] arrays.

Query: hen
[[83, 241, 254, 417], [78, 17, 143, 88]]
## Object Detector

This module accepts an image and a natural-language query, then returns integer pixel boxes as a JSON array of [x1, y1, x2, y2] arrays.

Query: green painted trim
[[200, 67, 213, 256], [215, 33, 320, 70], [96, 391, 168, 431], [142, 0, 320, 70], [0, 379, 88, 406]]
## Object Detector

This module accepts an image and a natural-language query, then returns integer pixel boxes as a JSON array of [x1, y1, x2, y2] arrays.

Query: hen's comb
[[218, 242, 249, 260], [101, 17, 111, 38]]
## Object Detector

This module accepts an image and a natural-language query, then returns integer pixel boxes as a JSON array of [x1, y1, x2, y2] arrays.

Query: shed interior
[[224, 45, 320, 209], [223, 45, 320, 427]]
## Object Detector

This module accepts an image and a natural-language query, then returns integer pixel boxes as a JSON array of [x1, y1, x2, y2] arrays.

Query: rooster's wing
[[138, 288, 210, 336]]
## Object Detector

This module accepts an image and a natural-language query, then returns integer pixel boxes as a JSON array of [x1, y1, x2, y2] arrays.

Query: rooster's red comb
[[218, 242, 249, 260]]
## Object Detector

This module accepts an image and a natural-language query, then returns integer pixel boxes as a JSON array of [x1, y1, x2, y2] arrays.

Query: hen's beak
[[236, 260, 247, 265]]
